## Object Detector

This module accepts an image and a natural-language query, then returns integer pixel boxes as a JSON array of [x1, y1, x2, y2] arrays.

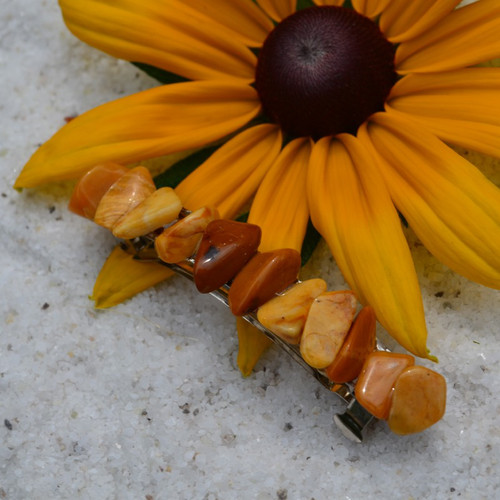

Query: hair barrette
[[69, 163, 447, 442]]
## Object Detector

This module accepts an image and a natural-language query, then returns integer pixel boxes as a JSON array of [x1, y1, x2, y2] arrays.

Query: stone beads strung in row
[[69, 163, 446, 436]]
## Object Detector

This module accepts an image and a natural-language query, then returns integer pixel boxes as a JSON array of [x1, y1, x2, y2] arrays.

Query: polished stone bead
[[112, 187, 182, 239], [155, 206, 219, 263], [94, 166, 156, 230], [257, 279, 327, 344], [68, 163, 128, 219], [193, 219, 261, 293], [388, 365, 447, 435], [325, 306, 376, 383], [299, 291, 357, 369], [355, 351, 415, 420], [229, 249, 301, 316]]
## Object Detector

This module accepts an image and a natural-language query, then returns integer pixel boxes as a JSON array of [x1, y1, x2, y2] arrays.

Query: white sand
[[1, 1, 499, 498]]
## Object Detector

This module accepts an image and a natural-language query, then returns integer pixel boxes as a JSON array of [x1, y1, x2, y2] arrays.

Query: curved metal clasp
[[125, 235, 377, 442]]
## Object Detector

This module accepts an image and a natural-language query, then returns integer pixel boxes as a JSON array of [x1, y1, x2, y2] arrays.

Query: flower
[[15, 0, 500, 359]]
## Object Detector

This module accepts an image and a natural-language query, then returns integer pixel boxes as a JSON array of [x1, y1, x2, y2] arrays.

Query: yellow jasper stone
[[155, 206, 219, 263], [388, 365, 447, 435], [112, 187, 182, 239], [94, 166, 156, 230], [257, 279, 327, 344], [300, 291, 357, 369]]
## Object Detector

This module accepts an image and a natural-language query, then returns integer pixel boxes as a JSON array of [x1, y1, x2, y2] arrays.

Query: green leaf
[[301, 220, 321, 266], [296, 0, 315, 9], [236, 212, 249, 223], [132, 62, 188, 85], [296, 0, 353, 8], [398, 210, 409, 228], [154, 146, 219, 189]]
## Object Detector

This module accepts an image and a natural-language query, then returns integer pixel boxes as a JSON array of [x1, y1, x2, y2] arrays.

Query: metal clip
[[127, 235, 378, 442]]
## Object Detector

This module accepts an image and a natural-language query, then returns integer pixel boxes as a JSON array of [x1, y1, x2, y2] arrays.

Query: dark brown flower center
[[255, 6, 396, 139]]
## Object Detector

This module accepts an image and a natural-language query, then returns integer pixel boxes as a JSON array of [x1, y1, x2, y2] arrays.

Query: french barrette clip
[[69, 163, 447, 442]]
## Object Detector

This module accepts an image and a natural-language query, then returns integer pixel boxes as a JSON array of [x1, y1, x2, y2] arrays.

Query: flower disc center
[[255, 7, 396, 138]]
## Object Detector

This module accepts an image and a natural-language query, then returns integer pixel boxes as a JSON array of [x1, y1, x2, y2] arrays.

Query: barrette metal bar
[[123, 235, 379, 442]]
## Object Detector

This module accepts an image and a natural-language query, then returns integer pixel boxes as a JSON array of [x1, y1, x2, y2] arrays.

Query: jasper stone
[[193, 219, 261, 293], [325, 306, 376, 383], [112, 187, 182, 239], [155, 206, 219, 264], [388, 366, 447, 435], [299, 291, 357, 369], [355, 351, 415, 420], [257, 279, 328, 344], [229, 248, 301, 316], [68, 163, 128, 219], [94, 166, 156, 230]]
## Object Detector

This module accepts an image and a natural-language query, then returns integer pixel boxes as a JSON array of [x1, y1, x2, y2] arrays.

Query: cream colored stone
[[112, 187, 182, 239], [94, 166, 156, 230], [155, 206, 219, 263], [300, 291, 357, 369], [257, 279, 327, 344]]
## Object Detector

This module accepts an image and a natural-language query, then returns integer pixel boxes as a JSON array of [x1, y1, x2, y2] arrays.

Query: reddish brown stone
[[325, 306, 376, 383], [229, 249, 301, 316], [193, 219, 261, 293]]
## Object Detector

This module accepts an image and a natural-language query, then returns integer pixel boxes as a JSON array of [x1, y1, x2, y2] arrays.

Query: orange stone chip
[[94, 166, 156, 230], [155, 207, 219, 263], [355, 351, 414, 420], [257, 279, 328, 344], [68, 163, 128, 219], [325, 306, 376, 383], [388, 366, 447, 435], [229, 249, 301, 316], [299, 291, 357, 369]]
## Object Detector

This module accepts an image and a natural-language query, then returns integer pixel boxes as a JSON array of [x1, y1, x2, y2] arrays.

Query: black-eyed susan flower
[[15, 0, 500, 360]]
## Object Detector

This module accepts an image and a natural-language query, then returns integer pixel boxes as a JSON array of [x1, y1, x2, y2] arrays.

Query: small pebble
[[229, 249, 301, 315], [194, 219, 261, 293]]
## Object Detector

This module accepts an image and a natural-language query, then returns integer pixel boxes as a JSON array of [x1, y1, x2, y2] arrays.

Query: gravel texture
[[1, 1, 499, 499]]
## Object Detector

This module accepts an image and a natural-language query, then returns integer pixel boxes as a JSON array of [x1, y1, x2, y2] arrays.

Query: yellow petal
[[396, 0, 500, 73], [248, 138, 312, 252], [387, 68, 500, 158], [185, 0, 274, 47], [307, 135, 431, 359], [256, 0, 295, 23], [91, 245, 173, 308], [175, 124, 282, 219], [236, 317, 273, 377], [391, 114, 500, 160], [15, 80, 260, 188], [59, 0, 256, 81], [313, 0, 345, 6], [360, 111, 500, 289], [379, 0, 461, 43], [351, 0, 392, 18]]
